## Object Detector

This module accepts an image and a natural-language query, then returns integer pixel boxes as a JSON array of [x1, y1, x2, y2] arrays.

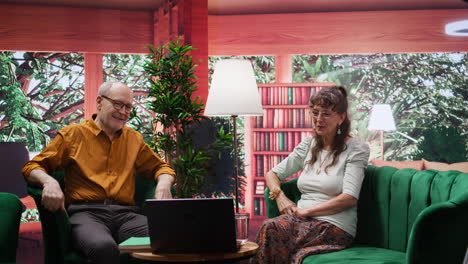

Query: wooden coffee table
[[131, 241, 259, 263]]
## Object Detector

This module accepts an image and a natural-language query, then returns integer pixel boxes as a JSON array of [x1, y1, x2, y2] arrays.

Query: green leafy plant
[[292, 53, 467, 161], [144, 40, 235, 198], [412, 126, 467, 163], [0, 52, 84, 151]]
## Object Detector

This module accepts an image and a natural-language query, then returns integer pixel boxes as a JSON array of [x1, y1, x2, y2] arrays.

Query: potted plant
[[144, 40, 236, 198]]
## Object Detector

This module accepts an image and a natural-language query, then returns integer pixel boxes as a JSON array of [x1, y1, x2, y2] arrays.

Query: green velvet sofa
[[27, 171, 157, 264], [265, 165, 468, 264], [0, 192, 22, 264]]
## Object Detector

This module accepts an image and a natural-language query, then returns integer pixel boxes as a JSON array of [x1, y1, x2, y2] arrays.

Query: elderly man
[[22, 81, 175, 263]]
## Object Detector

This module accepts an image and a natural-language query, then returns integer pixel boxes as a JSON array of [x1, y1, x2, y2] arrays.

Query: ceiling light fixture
[[445, 20, 468, 36]]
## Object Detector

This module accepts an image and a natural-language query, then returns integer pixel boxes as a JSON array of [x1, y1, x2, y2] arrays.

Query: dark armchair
[[27, 171, 158, 264], [0, 192, 23, 264]]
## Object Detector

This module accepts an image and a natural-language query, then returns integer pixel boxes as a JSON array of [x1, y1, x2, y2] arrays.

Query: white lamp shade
[[368, 104, 396, 131], [204, 59, 264, 116], [445, 20, 468, 36]]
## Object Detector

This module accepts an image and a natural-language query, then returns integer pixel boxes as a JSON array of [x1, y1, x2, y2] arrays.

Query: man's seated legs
[[69, 204, 146, 264], [115, 206, 149, 243]]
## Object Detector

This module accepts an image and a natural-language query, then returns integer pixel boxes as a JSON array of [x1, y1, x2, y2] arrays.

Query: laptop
[[144, 198, 238, 254]]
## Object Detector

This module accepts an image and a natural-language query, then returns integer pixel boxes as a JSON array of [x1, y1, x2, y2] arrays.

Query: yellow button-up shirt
[[22, 116, 175, 205]]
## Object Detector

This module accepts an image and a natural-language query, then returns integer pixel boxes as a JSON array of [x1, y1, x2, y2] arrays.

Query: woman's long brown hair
[[308, 86, 351, 172]]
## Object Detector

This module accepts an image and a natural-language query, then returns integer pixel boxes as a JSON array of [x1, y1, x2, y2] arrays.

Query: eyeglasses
[[100, 95, 133, 113], [311, 110, 336, 119]]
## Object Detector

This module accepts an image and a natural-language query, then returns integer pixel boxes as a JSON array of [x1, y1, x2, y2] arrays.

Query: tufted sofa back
[[355, 165, 468, 252]]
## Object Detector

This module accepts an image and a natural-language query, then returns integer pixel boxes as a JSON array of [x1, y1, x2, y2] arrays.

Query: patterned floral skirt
[[251, 215, 353, 264]]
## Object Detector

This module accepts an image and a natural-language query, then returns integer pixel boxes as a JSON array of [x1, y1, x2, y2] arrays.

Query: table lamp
[[204, 59, 264, 213], [368, 104, 396, 160]]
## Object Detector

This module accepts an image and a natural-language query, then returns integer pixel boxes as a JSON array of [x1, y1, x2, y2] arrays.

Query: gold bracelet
[[269, 187, 283, 200]]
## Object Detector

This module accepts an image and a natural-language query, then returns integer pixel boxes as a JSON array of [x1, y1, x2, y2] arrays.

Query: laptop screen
[[144, 198, 237, 254]]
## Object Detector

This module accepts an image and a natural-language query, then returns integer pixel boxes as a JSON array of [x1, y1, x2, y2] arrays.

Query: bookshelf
[[244, 83, 335, 220]]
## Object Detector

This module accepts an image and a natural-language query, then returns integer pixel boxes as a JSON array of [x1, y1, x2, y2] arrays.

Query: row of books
[[254, 108, 314, 128], [253, 131, 313, 152], [254, 154, 301, 178], [259, 86, 319, 105]]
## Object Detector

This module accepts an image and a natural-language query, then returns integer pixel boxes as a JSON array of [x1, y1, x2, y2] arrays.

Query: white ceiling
[[0, 0, 466, 13]]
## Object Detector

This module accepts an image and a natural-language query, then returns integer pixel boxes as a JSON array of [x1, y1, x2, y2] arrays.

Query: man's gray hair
[[98, 81, 128, 96]]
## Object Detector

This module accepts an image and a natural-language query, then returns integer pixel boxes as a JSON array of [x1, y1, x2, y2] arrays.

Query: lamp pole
[[232, 115, 240, 213], [380, 130, 384, 160]]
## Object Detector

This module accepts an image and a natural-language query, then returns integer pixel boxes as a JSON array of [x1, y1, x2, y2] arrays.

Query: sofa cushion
[[370, 160, 424, 170], [422, 159, 468, 173], [303, 246, 405, 264]]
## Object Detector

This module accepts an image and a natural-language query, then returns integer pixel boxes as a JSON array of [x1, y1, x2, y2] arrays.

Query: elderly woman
[[251, 86, 370, 264]]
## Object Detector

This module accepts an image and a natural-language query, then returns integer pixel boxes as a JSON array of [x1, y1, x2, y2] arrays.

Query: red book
[[284, 132, 288, 152], [283, 109, 288, 129], [301, 87, 308, 104], [301, 109, 306, 128], [277, 132, 280, 152], [266, 109, 272, 128], [297, 87, 302, 104], [273, 109, 279, 128], [253, 132, 257, 151], [257, 132, 263, 151], [280, 109, 284, 128], [310, 87, 317, 97], [278, 87, 282, 105], [295, 132, 301, 146], [270, 155, 274, 172], [282, 87, 286, 105], [269, 87, 273, 105], [288, 131, 294, 152], [252, 155, 258, 177], [261, 87, 266, 105], [258, 156, 264, 177], [288, 109, 292, 128], [260, 132, 265, 152], [304, 109, 308, 128], [292, 87, 296, 105], [279, 87, 283, 105], [292, 109, 296, 128], [277, 87, 281, 105], [272, 132, 276, 152], [298, 109, 303, 128]]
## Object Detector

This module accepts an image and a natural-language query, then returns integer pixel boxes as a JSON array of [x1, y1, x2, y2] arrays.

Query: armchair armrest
[[264, 178, 301, 218], [406, 192, 468, 264], [27, 185, 79, 264]]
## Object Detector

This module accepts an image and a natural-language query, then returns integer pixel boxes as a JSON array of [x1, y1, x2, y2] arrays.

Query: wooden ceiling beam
[[0, 4, 153, 53], [208, 9, 468, 56]]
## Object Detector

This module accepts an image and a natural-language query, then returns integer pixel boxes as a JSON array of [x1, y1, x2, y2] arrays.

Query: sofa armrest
[[264, 178, 301, 218], [0, 192, 22, 263], [406, 192, 468, 264], [27, 185, 76, 264]]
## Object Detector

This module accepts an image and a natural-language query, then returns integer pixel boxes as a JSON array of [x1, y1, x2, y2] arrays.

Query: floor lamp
[[204, 59, 264, 213], [368, 104, 396, 160]]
